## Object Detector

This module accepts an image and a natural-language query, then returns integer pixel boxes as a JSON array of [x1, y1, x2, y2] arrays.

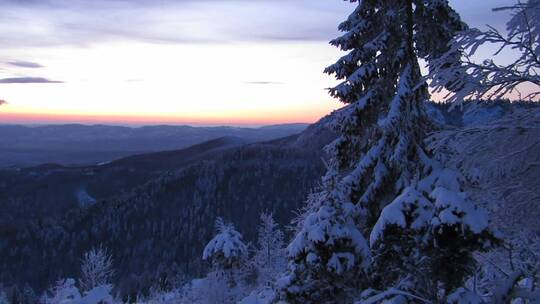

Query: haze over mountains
[[0, 123, 308, 167]]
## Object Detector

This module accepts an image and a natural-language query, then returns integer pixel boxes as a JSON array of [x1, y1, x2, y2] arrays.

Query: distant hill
[[0, 136, 250, 223], [0, 123, 309, 167]]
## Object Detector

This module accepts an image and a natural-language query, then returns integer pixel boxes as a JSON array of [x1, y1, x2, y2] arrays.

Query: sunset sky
[[0, 0, 513, 126]]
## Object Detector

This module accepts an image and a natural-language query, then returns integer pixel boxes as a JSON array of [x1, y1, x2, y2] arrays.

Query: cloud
[[0, 0, 350, 48], [0, 0, 508, 50], [0, 77, 63, 84], [7, 61, 44, 68], [245, 81, 284, 85]]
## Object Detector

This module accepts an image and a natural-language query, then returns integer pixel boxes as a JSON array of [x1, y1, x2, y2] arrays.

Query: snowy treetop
[[203, 218, 247, 262]]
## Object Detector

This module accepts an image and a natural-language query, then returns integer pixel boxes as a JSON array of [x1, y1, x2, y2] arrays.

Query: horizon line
[[0, 112, 316, 128]]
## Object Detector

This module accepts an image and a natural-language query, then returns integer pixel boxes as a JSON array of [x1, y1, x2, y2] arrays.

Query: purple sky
[[0, 0, 511, 47]]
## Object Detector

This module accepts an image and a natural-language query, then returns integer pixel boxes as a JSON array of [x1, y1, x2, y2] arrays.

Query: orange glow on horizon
[[0, 106, 338, 126]]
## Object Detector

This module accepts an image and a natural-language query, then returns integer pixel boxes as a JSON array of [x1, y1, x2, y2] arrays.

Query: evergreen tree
[[277, 1, 497, 302], [369, 165, 497, 301], [200, 218, 249, 303], [276, 168, 370, 303], [203, 217, 248, 273]]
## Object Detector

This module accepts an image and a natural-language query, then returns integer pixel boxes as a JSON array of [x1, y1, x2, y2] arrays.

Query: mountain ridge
[[0, 123, 309, 167]]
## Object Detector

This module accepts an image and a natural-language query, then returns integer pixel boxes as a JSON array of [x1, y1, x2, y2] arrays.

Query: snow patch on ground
[[75, 187, 96, 207]]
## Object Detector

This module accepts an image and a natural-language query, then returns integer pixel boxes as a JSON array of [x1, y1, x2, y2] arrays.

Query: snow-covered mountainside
[[0, 142, 325, 298], [0, 136, 250, 223], [0, 102, 538, 300]]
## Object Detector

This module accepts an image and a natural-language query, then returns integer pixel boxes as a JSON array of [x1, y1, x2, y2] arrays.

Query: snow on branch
[[430, 0, 540, 104], [203, 217, 247, 269], [79, 247, 114, 293]]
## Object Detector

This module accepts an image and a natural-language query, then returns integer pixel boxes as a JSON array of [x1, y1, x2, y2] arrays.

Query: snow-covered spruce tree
[[277, 0, 497, 303], [369, 164, 497, 301], [200, 217, 248, 303], [276, 167, 370, 303], [203, 217, 248, 273]]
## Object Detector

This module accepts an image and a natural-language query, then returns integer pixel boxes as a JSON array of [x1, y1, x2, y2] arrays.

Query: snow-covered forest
[[1, 0, 540, 303]]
